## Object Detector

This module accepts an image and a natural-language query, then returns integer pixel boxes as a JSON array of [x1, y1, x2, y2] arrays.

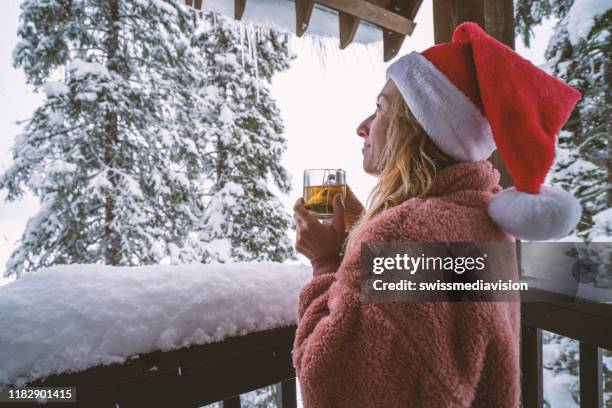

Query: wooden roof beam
[[295, 0, 315, 37], [382, 0, 422, 61], [235, 0, 246, 20], [184, 0, 203, 11], [383, 30, 404, 61], [339, 12, 360, 49], [317, 0, 416, 36]]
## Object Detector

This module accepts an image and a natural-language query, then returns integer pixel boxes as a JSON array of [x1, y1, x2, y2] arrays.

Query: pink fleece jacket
[[292, 160, 521, 408]]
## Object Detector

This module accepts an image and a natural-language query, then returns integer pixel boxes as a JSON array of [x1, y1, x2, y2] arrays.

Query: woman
[[292, 22, 582, 407]]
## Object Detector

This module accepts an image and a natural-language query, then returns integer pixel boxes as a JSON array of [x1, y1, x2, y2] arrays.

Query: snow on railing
[[0, 261, 311, 386]]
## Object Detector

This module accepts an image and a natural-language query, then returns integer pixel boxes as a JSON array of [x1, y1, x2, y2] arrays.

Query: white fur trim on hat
[[386, 51, 496, 162], [488, 186, 582, 241]]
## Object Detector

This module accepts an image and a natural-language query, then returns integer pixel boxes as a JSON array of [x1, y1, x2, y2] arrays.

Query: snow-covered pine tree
[[515, 2, 611, 406], [516, 0, 611, 241], [1, 0, 211, 277], [188, 12, 297, 263]]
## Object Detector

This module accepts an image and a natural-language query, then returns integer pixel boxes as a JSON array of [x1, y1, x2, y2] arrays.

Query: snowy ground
[[0, 262, 311, 386]]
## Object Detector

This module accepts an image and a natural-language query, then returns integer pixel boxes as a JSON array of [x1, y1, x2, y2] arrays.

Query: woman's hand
[[343, 185, 365, 232], [293, 193, 347, 260]]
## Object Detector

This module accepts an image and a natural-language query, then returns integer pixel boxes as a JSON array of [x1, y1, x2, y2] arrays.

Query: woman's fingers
[[344, 186, 365, 231], [293, 196, 346, 260], [345, 186, 364, 209], [332, 194, 345, 232], [293, 213, 304, 229], [293, 197, 318, 228]]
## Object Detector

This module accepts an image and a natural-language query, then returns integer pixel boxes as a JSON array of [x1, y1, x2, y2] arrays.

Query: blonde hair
[[341, 91, 456, 258]]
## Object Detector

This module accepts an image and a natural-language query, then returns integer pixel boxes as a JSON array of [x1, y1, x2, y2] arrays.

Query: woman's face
[[356, 79, 401, 176]]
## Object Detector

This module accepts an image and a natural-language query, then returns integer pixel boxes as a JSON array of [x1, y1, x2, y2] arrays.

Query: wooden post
[[484, 0, 515, 48], [275, 378, 298, 408], [432, 0, 452, 44], [579, 342, 603, 408], [432, 0, 514, 188], [521, 325, 544, 408], [433, 0, 485, 43], [222, 396, 242, 408], [484, 0, 515, 188]]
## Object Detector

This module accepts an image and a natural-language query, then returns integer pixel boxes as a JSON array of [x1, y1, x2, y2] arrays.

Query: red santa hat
[[386, 21, 583, 241]]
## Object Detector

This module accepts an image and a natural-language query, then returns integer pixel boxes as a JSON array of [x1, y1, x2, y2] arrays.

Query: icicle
[[253, 24, 261, 101], [244, 24, 259, 102], [364, 42, 383, 73], [250, 25, 257, 62], [253, 26, 260, 103], [246, 24, 253, 63], [311, 36, 328, 71], [239, 24, 245, 68]]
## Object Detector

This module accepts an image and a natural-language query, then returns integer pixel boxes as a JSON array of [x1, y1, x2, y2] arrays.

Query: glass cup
[[303, 169, 346, 220]]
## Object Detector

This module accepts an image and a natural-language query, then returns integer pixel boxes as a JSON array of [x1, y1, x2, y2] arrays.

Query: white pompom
[[488, 186, 582, 241]]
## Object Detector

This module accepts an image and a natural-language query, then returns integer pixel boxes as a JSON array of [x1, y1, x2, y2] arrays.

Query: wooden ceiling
[[185, 0, 424, 61]]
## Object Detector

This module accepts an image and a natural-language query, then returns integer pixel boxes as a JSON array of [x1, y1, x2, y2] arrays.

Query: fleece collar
[[426, 160, 501, 197]]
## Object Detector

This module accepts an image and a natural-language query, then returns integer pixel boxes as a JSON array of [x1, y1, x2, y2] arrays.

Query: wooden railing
[[521, 287, 612, 408], [8, 293, 611, 408], [8, 326, 299, 408]]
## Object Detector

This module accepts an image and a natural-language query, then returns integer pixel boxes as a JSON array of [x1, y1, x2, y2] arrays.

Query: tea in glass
[[303, 169, 346, 220]]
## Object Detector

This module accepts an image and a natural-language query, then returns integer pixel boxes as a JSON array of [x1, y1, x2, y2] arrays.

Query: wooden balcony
[[521, 289, 612, 408], [5, 292, 610, 408]]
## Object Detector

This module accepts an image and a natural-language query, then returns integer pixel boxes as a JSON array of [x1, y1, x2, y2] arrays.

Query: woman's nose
[[357, 126, 367, 139], [356, 115, 373, 139]]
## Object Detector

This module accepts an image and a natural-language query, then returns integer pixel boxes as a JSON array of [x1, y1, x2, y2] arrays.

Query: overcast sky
[[0, 0, 556, 283]]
